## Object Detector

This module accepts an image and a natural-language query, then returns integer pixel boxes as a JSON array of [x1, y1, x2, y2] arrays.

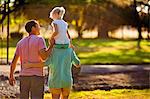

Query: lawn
[[44, 89, 150, 99], [0, 39, 150, 64], [72, 39, 150, 64]]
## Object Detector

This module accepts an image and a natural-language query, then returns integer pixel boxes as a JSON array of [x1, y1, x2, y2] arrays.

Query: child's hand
[[69, 44, 75, 50], [48, 25, 53, 31], [49, 38, 55, 47]]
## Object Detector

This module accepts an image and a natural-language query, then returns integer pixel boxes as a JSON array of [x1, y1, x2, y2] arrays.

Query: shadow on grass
[[79, 50, 150, 65]]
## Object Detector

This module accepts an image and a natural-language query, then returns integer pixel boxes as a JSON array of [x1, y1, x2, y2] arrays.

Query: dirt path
[[74, 71, 150, 91], [72, 64, 150, 90], [0, 65, 150, 98]]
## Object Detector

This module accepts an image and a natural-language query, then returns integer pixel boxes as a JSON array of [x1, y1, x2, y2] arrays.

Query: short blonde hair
[[50, 7, 65, 19]]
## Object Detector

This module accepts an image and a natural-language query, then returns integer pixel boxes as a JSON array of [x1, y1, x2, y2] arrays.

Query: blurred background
[[0, 1, 150, 98], [0, 0, 150, 65]]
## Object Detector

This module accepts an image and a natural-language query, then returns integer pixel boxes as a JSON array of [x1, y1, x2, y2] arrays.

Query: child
[[49, 6, 73, 48], [9, 20, 54, 99]]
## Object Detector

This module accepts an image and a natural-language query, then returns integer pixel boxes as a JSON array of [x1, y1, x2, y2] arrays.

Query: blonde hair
[[50, 7, 65, 19]]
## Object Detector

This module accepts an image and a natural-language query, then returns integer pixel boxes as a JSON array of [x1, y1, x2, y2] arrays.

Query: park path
[[74, 65, 150, 91], [80, 64, 150, 74], [0, 64, 149, 98], [0, 64, 150, 76]]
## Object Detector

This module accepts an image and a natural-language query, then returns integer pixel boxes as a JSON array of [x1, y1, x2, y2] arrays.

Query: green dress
[[44, 46, 80, 88]]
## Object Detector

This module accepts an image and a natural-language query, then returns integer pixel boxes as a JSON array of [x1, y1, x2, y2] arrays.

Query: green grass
[[44, 89, 150, 99], [72, 39, 150, 64], [0, 39, 150, 64]]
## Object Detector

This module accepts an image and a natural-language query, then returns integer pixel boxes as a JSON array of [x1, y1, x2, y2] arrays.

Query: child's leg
[[61, 88, 71, 99], [20, 76, 30, 99], [50, 88, 61, 99]]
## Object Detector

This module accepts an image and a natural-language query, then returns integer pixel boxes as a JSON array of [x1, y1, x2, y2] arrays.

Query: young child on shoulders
[[49, 6, 74, 49]]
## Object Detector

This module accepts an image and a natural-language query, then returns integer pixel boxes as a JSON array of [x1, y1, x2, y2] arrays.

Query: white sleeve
[[66, 22, 68, 26], [52, 20, 58, 25]]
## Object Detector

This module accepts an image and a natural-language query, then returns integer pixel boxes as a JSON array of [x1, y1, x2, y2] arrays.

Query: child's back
[[52, 19, 70, 44]]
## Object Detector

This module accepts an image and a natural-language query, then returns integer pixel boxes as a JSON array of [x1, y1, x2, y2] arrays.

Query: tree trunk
[[137, 25, 142, 49], [77, 27, 82, 39], [97, 23, 109, 39], [18, 24, 21, 33], [133, 0, 143, 49], [148, 7, 150, 40], [76, 20, 82, 38], [148, 28, 150, 40]]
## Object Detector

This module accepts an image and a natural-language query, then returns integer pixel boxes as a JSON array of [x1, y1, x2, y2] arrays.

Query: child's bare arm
[[51, 23, 58, 39], [39, 38, 54, 60]]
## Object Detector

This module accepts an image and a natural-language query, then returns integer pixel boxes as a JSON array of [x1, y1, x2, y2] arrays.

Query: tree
[[65, 5, 85, 38], [133, 0, 145, 49], [82, 1, 127, 38], [0, 0, 25, 24]]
